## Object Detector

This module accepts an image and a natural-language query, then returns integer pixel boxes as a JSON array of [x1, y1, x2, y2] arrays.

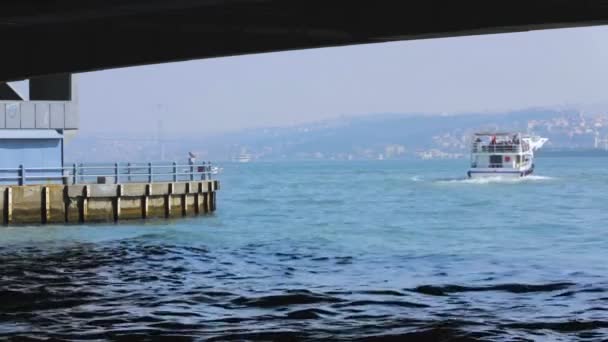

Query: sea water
[[1, 157, 607, 341]]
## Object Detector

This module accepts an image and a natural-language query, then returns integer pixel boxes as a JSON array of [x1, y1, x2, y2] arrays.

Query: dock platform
[[0, 162, 219, 225]]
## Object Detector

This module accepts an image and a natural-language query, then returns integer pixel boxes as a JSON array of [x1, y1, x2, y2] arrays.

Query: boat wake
[[434, 175, 554, 185]]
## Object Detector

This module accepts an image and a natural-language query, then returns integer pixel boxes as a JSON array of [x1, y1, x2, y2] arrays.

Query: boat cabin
[[470, 133, 532, 169]]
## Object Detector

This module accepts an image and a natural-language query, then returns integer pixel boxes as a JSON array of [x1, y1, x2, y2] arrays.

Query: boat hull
[[467, 165, 534, 179]]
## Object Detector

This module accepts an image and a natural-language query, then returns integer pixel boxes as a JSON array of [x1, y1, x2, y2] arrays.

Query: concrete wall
[[0, 180, 219, 225]]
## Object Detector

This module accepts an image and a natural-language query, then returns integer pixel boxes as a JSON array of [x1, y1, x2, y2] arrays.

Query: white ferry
[[210, 165, 222, 174], [234, 153, 251, 163], [468, 132, 547, 178]]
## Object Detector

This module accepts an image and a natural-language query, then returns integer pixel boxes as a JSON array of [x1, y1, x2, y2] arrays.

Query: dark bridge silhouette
[[2, 0, 608, 82]]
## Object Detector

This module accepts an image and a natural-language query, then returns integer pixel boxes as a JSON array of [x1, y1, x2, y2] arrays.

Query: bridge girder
[[2, 0, 608, 81]]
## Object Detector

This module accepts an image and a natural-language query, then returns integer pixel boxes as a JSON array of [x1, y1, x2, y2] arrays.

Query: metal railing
[[471, 162, 531, 169], [471, 163, 506, 168], [472, 142, 532, 153], [472, 144, 521, 153], [0, 161, 215, 185]]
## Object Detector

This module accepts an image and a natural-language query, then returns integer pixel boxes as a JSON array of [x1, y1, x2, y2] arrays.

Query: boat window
[[489, 155, 502, 168]]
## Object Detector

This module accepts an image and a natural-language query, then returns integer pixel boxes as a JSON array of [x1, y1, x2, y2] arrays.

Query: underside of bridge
[[2, 0, 608, 82]]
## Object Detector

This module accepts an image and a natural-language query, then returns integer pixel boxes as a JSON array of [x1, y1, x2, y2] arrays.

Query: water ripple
[[0, 240, 603, 340]]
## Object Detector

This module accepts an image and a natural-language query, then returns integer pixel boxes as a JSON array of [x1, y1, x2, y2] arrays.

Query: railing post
[[148, 162, 153, 183], [115, 162, 120, 184], [172, 162, 177, 182], [189, 159, 194, 181], [207, 161, 211, 180], [127, 162, 132, 182], [73, 163, 77, 184], [19, 164, 25, 186]]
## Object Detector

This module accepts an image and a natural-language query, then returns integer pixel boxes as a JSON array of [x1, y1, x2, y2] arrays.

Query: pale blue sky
[[77, 25, 608, 136]]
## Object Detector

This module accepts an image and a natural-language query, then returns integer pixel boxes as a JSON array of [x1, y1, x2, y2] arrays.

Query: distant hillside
[[199, 108, 592, 160], [67, 108, 608, 162]]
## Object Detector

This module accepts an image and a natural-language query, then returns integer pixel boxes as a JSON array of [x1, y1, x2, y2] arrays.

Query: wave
[[502, 320, 608, 332], [409, 282, 575, 296], [231, 290, 343, 308]]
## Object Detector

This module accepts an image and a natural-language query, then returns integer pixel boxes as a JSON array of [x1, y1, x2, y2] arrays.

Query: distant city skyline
[[70, 25, 608, 136]]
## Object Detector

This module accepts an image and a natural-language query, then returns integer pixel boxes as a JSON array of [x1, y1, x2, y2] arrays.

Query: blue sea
[[1, 157, 608, 341]]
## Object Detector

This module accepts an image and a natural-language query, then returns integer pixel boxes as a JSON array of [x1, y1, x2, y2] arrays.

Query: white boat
[[467, 132, 547, 178], [235, 153, 251, 163], [210, 166, 222, 174]]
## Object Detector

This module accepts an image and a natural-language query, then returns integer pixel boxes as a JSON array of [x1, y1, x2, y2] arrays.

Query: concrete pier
[[0, 180, 219, 225]]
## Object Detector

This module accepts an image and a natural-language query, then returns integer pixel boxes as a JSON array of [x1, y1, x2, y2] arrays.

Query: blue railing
[[0, 161, 216, 185]]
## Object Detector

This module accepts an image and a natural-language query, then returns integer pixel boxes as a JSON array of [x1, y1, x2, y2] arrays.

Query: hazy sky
[[76, 25, 608, 136]]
